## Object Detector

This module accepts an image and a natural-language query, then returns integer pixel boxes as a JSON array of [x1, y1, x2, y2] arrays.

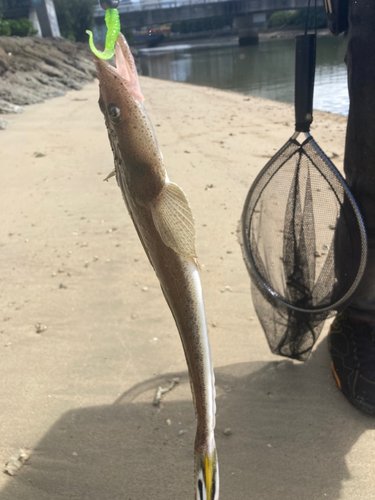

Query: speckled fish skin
[[93, 33, 219, 500]]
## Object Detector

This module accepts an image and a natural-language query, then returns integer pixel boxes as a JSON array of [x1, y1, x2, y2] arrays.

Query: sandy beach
[[1, 76, 374, 499]]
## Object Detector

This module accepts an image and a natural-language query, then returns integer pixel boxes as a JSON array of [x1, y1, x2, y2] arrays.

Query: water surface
[[139, 36, 349, 115]]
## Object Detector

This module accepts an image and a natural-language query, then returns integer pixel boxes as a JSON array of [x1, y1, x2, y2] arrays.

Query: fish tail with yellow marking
[[196, 444, 219, 500]]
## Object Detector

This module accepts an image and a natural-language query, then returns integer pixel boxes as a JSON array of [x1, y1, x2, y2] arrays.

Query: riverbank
[[0, 36, 96, 128], [1, 77, 373, 500], [0, 36, 96, 106], [260, 27, 333, 40], [134, 27, 334, 49]]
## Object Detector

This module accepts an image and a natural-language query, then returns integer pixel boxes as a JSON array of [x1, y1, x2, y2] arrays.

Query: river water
[[139, 35, 349, 116]]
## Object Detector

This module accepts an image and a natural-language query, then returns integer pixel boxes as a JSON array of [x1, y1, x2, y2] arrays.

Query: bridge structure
[[1, 0, 60, 37], [94, 0, 324, 45]]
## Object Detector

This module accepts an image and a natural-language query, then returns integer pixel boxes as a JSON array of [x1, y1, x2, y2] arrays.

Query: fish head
[[195, 447, 219, 500], [93, 32, 144, 127], [93, 31, 165, 201]]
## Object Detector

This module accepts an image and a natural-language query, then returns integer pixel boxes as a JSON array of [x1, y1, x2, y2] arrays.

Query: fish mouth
[[94, 32, 144, 102]]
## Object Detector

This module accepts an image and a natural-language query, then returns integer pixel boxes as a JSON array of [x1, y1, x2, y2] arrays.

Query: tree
[[54, 0, 96, 42]]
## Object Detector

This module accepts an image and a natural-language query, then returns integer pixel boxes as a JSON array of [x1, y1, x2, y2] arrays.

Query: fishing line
[[305, 0, 312, 34]]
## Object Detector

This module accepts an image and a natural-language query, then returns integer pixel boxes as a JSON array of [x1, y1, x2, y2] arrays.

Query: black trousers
[[344, 0, 375, 320]]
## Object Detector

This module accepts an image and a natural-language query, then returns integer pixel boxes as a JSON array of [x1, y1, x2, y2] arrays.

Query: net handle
[[295, 34, 316, 133]]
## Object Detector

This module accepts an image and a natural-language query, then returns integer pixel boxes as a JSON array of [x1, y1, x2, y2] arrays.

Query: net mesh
[[241, 135, 366, 361]]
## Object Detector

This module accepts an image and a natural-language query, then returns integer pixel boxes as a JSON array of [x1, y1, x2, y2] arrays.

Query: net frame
[[241, 131, 368, 315]]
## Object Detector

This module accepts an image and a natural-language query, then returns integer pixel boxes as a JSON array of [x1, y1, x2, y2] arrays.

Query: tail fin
[[195, 443, 219, 500]]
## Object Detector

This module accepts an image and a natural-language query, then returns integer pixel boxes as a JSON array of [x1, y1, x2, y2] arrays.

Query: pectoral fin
[[150, 182, 196, 258], [103, 169, 116, 182]]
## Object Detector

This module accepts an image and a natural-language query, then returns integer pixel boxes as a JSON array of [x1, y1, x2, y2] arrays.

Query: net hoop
[[241, 132, 368, 314]]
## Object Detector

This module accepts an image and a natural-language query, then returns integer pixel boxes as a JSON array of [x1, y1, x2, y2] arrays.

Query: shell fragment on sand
[[5, 449, 29, 476]]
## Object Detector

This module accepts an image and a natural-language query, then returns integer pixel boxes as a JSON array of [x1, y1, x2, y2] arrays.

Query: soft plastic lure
[[86, 8, 120, 60]]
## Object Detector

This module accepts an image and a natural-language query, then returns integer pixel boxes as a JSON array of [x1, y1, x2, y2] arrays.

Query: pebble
[[35, 323, 47, 333], [0, 118, 10, 130], [223, 428, 232, 436]]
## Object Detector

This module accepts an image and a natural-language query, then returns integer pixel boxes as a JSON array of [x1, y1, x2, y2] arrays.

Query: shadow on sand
[[1, 341, 374, 499]]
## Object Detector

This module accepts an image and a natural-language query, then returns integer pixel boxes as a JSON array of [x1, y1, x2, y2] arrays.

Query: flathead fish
[[92, 33, 219, 500]]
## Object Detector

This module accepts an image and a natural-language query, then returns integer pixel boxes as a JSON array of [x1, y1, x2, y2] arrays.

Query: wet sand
[[0, 77, 374, 499]]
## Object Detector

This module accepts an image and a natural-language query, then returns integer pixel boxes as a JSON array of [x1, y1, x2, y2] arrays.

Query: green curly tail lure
[[86, 8, 120, 60]]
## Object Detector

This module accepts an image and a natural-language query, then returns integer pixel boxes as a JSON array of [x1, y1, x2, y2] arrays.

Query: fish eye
[[108, 104, 121, 123]]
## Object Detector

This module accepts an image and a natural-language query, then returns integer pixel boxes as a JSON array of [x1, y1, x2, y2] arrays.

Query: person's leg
[[329, 0, 375, 414], [344, 0, 375, 319]]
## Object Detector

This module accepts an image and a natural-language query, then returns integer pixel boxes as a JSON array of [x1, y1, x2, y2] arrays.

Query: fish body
[[93, 33, 219, 500]]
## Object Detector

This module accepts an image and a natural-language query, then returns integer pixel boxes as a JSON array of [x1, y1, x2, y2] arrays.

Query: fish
[[92, 33, 219, 500]]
